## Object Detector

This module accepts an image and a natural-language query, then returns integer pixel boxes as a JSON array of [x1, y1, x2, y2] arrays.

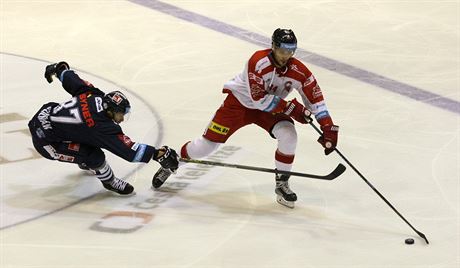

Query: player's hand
[[317, 125, 339, 155], [153, 146, 179, 171], [283, 98, 312, 124], [44, 61, 69, 83]]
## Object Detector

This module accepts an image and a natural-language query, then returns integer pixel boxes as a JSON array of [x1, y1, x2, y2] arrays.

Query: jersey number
[[50, 97, 83, 124]]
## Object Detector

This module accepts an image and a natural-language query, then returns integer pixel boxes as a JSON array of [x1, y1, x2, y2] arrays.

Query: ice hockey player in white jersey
[[153, 28, 339, 208]]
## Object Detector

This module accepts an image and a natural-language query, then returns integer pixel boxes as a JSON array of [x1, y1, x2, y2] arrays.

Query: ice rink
[[1, 0, 459, 267]]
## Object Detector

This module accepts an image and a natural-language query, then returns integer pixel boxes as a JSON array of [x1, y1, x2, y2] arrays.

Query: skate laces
[[156, 168, 172, 182], [110, 177, 128, 190], [276, 180, 294, 194]]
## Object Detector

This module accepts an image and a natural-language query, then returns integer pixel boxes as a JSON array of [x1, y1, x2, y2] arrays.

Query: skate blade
[[108, 190, 136, 197], [151, 185, 160, 191], [276, 195, 295, 209]]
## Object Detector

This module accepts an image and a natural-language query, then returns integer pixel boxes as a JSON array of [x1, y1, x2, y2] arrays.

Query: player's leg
[[29, 121, 61, 161], [28, 114, 133, 195], [30, 136, 59, 161], [183, 93, 250, 159], [153, 93, 248, 189], [180, 137, 220, 159], [255, 113, 298, 208], [272, 121, 298, 208], [55, 143, 135, 195]]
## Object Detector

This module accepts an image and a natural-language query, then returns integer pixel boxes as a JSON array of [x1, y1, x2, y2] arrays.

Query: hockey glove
[[153, 146, 179, 171], [317, 125, 339, 155], [44, 61, 70, 83], [284, 98, 312, 124]]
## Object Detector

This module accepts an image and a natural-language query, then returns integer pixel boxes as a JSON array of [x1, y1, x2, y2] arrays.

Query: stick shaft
[[310, 122, 429, 244], [179, 158, 344, 180]]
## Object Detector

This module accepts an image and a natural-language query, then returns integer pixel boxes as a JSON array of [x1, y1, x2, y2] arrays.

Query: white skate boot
[[275, 174, 297, 208]]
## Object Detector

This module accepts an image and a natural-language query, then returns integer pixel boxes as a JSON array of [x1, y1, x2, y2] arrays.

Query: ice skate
[[151, 167, 173, 189], [102, 177, 134, 195], [275, 174, 297, 208]]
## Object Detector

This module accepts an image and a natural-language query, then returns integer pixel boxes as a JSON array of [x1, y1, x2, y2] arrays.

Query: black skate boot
[[275, 174, 297, 208], [151, 167, 173, 189], [102, 177, 135, 195]]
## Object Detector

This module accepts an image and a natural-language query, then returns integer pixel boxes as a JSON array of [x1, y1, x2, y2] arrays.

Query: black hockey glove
[[44, 61, 70, 83], [153, 146, 179, 171]]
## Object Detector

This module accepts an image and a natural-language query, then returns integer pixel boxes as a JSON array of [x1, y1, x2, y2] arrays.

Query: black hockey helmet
[[272, 28, 297, 52], [103, 91, 131, 115]]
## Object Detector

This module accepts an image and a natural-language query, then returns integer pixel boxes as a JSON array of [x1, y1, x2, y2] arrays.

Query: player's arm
[[95, 128, 179, 170], [299, 69, 339, 155], [44, 61, 105, 96]]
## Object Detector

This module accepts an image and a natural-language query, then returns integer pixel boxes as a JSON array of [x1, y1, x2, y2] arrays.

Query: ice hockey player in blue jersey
[[28, 61, 179, 195]]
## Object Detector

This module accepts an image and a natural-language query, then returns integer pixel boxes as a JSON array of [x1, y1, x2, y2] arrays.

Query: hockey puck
[[405, 238, 414, 245]]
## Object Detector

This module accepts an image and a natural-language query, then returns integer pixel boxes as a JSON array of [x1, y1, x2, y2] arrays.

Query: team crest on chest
[[283, 81, 293, 93]]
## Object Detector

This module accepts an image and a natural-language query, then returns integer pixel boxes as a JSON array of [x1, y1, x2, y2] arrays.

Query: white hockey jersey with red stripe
[[223, 49, 333, 126]]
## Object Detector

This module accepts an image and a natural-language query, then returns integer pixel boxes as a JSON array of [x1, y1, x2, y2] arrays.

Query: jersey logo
[[303, 75, 315, 87], [208, 121, 230, 135], [67, 143, 80, 152], [118, 134, 134, 147], [312, 85, 323, 99], [131, 142, 140, 151], [57, 154, 75, 162], [290, 63, 304, 76], [248, 72, 264, 85], [250, 84, 266, 100]]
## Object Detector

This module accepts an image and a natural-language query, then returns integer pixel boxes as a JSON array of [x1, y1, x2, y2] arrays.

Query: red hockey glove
[[317, 124, 339, 155], [283, 98, 312, 124]]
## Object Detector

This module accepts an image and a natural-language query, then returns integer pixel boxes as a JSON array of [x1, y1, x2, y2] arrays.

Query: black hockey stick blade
[[417, 230, 429, 244], [323, 163, 346, 180], [179, 158, 346, 180]]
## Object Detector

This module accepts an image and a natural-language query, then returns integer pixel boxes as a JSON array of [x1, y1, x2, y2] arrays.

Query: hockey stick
[[180, 158, 346, 180], [310, 122, 429, 244]]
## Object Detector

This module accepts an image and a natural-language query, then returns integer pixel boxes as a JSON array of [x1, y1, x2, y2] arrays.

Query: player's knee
[[84, 149, 106, 169], [273, 121, 297, 153], [201, 137, 220, 154], [273, 121, 297, 142], [186, 137, 220, 159]]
